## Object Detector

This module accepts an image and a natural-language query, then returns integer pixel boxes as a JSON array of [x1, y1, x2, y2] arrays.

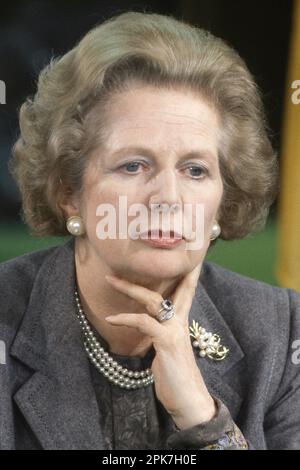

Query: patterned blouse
[[90, 328, 249, 450]]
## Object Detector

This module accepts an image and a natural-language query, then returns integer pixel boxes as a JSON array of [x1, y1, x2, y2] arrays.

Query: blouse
[[89, 327, 249, 450]]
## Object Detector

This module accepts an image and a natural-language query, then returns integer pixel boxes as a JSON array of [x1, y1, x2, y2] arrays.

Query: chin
[[124, 253, 189, 281]]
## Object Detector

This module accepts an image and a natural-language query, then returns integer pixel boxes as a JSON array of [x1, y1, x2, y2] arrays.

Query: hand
[[104, 264, 216, 428]]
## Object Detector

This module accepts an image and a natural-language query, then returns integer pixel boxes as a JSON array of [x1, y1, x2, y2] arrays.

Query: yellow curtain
[[276, 0, 300, 292]]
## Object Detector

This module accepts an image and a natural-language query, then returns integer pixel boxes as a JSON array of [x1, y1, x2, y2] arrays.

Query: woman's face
[[73, 85, 223, 282]]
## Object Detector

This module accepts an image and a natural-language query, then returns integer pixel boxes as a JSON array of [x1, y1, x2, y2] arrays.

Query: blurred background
[[0, 0, 299, 291]]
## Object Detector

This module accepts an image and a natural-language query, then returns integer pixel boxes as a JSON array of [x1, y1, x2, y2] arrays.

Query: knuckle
[[146, 293, 162, 312], [154, 292, 163, 305]]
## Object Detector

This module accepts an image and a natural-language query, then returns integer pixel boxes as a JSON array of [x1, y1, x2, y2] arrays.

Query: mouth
[[139, 229, 184, 249], [140, 229, 184, 240]]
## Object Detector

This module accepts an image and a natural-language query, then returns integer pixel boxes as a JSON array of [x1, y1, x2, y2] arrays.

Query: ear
[[59, 185, 81, 220]]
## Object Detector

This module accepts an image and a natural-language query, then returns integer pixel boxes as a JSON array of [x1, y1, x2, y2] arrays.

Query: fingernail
[[105, 316, 115, 321]]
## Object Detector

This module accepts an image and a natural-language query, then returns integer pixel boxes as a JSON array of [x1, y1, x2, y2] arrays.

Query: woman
[[1, 11, 300, 450]]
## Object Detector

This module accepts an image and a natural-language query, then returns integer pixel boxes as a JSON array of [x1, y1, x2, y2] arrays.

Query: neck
[[74, 238, 181, 357]]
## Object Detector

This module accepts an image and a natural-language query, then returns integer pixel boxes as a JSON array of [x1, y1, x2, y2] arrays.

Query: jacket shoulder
[[202, 259, 280, 288], [201, 261, 300, 416], [0, 244, 61, 334], [201, 260, 300, 333]]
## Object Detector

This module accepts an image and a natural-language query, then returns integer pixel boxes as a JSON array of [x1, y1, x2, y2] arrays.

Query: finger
[[171, 263, 202, 313], [105, 275, 163, 319], [105, 312, 164, 338], [181, 263, 202, 290]]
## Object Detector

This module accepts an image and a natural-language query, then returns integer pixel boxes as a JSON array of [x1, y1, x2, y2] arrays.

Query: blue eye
[[122, 161, 143, 173], [186, 166, 207, 179], [118, 161, 207, 178]]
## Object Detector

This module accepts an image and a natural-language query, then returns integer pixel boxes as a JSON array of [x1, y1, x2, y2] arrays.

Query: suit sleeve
[[164, 396, 249, 450], [263, 288, 300, 450]]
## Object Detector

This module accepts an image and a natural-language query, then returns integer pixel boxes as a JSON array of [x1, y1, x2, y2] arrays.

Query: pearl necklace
[[74, 288, 229, 390], [74, 288, 154, 389]]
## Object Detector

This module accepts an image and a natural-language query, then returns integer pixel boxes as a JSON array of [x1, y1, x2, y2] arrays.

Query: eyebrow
[[110, 146, 217, 163]]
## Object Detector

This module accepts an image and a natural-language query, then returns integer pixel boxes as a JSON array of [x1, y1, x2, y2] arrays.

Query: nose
[[149, 168, 181, 211]]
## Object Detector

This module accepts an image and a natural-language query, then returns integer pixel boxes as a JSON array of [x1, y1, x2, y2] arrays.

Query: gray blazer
[[1, 236, 300, 450]]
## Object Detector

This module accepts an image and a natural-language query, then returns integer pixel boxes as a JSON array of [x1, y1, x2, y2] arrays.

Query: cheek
[[86, 177, 141, 211], [83, 189, 140, 246], [83, 182, 119, 224], [192, 191, 222, 235]]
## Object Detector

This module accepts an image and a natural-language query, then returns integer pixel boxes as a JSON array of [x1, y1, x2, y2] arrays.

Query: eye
[[120, 161, 146, 174], [185, 165, 208, 179]]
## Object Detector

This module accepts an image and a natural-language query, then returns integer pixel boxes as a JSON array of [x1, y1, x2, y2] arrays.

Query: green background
[[0, 215, 280, 287]]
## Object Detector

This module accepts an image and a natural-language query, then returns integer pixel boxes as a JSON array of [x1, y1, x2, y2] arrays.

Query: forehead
[[107, 85, 219, 127], [102, 86, 220, 158]]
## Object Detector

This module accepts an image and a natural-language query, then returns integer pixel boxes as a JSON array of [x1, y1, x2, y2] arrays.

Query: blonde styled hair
[[9, 10, 279, 241]]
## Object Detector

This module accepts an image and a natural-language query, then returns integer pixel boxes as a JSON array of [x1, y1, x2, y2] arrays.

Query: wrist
[[171, 395, 217, 431]]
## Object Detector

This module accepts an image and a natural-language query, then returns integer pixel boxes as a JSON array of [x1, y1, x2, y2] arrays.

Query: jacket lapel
[[10, 237, 105, 449], [10, 237, 244, 449], [189, 274, 245, 419]]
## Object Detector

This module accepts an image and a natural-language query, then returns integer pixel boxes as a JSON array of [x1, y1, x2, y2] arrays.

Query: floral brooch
[[189, 320, 229, 361]]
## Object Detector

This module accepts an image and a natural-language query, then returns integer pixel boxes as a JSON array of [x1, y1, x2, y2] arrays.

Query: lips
[[140, 229, 184, 240]]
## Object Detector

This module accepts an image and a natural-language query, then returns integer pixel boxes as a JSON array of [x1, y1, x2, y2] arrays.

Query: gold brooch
[[189, 320, 229, 361]]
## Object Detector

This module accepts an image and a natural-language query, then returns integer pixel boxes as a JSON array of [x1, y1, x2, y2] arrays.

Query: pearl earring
[[66, 215, 85, 236], [210, 222, 221, 241]]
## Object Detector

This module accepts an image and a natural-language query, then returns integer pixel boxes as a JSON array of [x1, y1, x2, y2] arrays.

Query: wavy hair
[[9, 10, 279, 243]]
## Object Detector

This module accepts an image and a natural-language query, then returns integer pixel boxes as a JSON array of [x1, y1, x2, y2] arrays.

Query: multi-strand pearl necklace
[[74, 288, 154, 389], [74, 288, 229, 390]]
